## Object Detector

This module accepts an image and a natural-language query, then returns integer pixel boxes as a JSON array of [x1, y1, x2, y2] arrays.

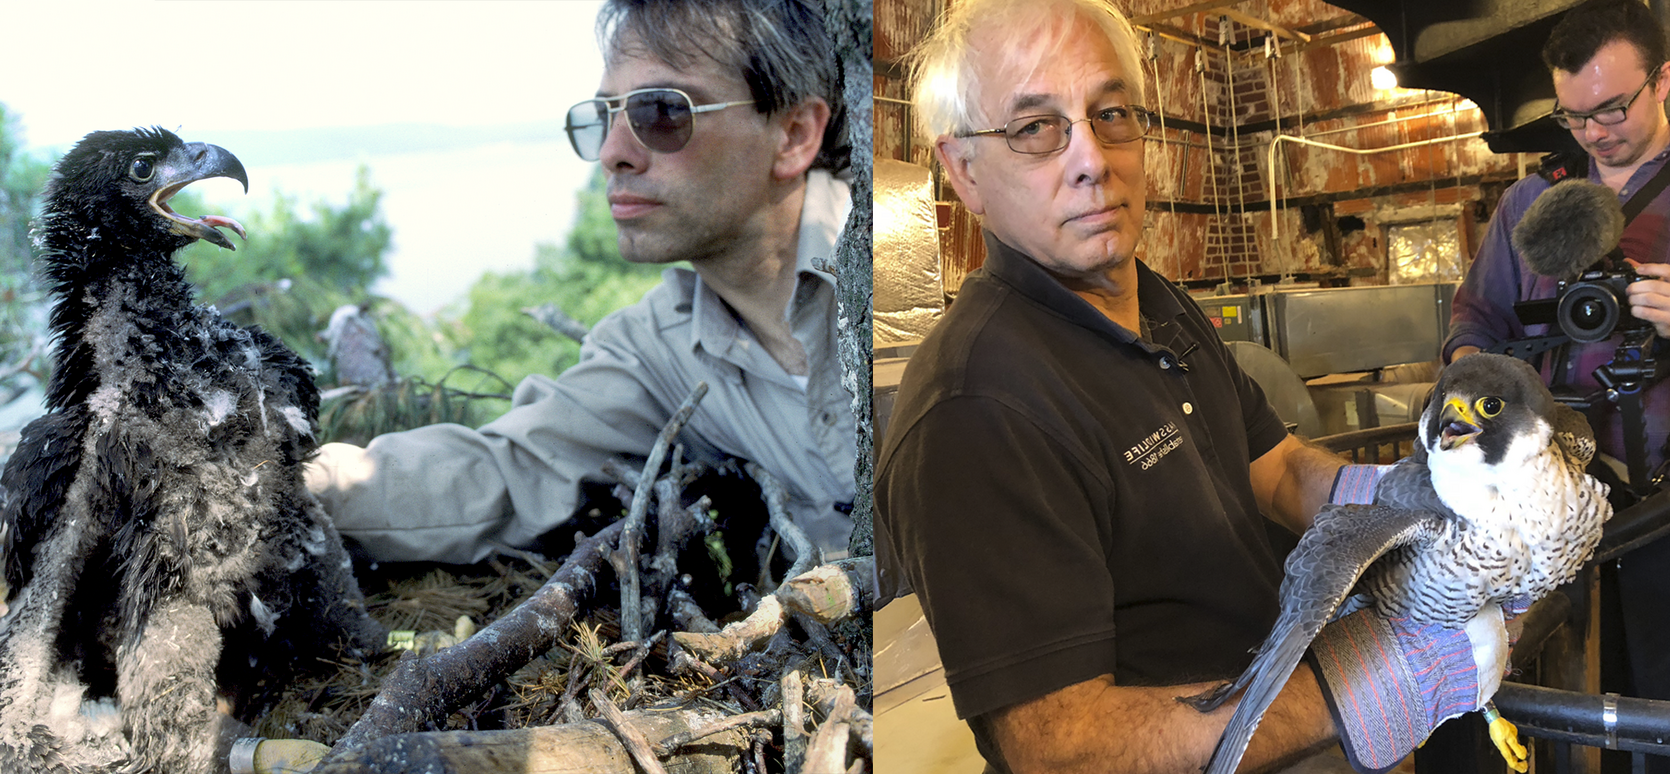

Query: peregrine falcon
[[1190, 353, 1611, 774]]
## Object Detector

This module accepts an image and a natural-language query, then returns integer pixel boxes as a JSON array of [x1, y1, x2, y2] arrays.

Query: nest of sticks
[[252, 382, 874, 774]]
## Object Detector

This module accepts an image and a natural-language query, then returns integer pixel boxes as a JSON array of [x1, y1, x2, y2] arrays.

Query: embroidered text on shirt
[[1125, 422, 1182, 470]]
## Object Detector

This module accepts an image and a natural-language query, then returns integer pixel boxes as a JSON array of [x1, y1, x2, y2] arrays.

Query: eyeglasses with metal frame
[[956, 106, 1156, 154], [565, 88, 756, 161], [1550, 71, 1663, 130]]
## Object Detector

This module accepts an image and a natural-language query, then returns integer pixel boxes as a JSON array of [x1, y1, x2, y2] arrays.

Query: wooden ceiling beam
[[1280, 23, 1382, 56], [1129, 0, 1246, 27], [1221, 8, 1311, 43], [1132, 21, 1210, 48]]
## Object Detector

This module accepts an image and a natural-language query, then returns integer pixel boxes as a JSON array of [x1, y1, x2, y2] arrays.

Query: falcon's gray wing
[[1187, 502, 1446, 774]]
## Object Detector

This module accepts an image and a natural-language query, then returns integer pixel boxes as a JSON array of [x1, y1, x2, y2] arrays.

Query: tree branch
[[522, 302, 591, 344]]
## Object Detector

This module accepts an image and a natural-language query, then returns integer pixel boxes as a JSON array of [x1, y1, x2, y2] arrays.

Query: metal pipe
[[1266, 131, 1485, 244], [1591, 487, 1670, 564], [1493, 683, 1670, 755], [1302, 104, 1473, 139]]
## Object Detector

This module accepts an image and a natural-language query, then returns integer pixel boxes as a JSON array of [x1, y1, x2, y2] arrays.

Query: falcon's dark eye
[[128, 157, 154, 183], [1476, 396, 1504, 418]]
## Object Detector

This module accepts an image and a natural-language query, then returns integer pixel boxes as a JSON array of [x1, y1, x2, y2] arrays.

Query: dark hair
[[1543, 0, 1668, 74], [598, 0, 849, 173]]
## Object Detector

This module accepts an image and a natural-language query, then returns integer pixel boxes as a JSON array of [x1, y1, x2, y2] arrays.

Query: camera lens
[[1574, 298, 1607, 327], [1557, 283, 1621, 343]]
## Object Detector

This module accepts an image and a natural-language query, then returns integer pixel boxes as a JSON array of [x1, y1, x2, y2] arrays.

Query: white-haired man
[[875, 1, 1513, 771]]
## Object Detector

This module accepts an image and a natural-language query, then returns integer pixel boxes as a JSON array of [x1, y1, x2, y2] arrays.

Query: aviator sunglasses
[[565, 88, 755, 161]]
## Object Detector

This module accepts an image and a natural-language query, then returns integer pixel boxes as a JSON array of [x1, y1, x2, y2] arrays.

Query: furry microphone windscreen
[[1511, 180, 1624, 280]]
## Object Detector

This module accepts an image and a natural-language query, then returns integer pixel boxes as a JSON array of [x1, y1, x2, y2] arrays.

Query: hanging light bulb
[[1371, 66, 1399, 90]]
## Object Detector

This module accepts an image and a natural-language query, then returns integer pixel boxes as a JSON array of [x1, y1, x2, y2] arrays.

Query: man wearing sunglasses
[[307, 0, 855, 566], [1446, 2, 1670, 765], [873, 0, 1522, 772]]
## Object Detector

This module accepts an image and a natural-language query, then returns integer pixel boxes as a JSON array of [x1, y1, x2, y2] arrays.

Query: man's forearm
[[988, 663, 1337, 774], [1250, 435, 1346, 534]]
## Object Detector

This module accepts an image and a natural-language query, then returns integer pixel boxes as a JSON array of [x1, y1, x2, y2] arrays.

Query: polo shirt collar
[[981, 230, 1188, 356]]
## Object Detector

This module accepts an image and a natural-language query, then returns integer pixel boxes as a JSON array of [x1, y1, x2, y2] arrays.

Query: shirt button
[[820, 411, 837, 426], [1183, 402, 1194, 415], [1159, 356, 1173, 370]]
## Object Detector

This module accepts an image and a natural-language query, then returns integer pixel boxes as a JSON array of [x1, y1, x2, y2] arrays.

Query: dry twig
[[590, 687, 669, 774], [618, 382, 709, 642], [652, 709, 781, 756], [783, 670, 808, 773], [809, 679, 872, 758], [746, 462, 820, 584]]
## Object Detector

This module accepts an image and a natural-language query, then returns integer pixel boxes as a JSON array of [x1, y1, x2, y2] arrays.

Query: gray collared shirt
[[309, 170, 855, 563]]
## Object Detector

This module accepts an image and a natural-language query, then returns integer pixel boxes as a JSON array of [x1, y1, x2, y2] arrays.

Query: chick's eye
[[129, 158, 154, 182], [1476, 396, 1504, 418]]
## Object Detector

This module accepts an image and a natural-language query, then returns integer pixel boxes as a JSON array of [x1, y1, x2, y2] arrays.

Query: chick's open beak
[[148, 142, 248, 250]]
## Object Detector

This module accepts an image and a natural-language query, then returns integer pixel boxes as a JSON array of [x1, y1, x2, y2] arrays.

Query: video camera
[[1522, 255, 1651, 343]]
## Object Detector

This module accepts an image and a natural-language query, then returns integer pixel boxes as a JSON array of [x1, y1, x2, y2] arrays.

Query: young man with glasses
[[307, 0, 856, 565], [877, 0, 1516, 771], [1447, 2, 1670, 766]]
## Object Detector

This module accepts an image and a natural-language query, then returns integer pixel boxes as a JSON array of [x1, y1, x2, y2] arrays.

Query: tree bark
[[825, 0, 875, 561]]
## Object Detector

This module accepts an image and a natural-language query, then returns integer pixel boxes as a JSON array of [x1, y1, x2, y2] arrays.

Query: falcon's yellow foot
[[1483, 704, 1529, 773]]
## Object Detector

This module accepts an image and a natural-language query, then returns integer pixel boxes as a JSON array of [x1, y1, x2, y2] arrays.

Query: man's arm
[[1247, 434, 1345, 535], [311, 294, 712, 564], [309, 355, 670, 564], [1444, 176, 1549, 362], [987, 664, 1336, 774]]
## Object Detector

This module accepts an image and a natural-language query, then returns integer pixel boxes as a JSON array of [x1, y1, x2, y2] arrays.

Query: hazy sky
[[0, 0, 612, 313]]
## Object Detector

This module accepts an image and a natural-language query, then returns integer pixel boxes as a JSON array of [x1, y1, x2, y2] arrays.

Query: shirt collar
[[980, 230, 1187, 355], [689, 169, 851, 357]]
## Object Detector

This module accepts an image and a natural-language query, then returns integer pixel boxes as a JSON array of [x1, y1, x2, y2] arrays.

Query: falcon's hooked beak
[[148, 142, 249, 250], [1438, 397, 1483, 451]]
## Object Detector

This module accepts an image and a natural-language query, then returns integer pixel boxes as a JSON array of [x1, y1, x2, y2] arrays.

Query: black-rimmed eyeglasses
[[1551, 73, 1661, 130], [565, 88, 756, 161], [956, 106, 1155, 154]]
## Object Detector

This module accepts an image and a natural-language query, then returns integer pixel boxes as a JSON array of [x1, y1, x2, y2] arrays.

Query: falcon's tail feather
[[1197, 617, 1320, 774]]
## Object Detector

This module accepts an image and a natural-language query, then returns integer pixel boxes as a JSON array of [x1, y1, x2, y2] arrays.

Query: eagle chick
[[0, 128, 384, 774]]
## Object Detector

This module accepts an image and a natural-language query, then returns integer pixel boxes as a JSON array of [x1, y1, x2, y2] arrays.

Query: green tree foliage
[[0, 106, 49, 280], [176, 166, 392, 369], [0, 105, 53, 392], [447, 169, 668, 390]]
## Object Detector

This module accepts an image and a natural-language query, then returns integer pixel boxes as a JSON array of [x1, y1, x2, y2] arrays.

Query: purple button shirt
[[1446, 150, 1670, 473]]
